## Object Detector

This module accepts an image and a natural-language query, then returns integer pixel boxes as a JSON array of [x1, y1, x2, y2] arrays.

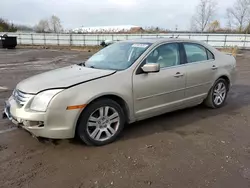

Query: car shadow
[[119, 84, 250, 141]]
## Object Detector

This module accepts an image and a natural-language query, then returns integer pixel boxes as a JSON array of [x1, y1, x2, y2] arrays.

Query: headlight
[[30, 89, 63, 112]]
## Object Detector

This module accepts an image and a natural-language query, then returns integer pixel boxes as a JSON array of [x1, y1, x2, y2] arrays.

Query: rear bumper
[[2, 97, 78, 139]]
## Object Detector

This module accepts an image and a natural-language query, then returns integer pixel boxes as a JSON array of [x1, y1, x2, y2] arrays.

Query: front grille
[[13, 89, 34, 106]]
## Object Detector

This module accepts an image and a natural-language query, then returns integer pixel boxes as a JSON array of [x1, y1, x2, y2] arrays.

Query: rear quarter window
[[184, 43, 208, 63], [207, 50, 215, 60]]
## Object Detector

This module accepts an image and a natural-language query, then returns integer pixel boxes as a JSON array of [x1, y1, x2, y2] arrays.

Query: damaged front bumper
[[2, 97, 76, 139], [2, 100, 20, 125], [2, 99, 45, 137]]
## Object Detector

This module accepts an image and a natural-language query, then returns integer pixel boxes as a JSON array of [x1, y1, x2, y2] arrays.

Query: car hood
[[16, 65, 116, 94]]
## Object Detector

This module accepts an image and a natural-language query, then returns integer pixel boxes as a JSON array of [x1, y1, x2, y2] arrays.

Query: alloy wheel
[[213, 82, 227, 106], [86, 106, 120, 142]]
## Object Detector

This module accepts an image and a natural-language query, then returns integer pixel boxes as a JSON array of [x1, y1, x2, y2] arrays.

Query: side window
[[207, 50, 215, 60], [146, 43, 180, 68], [184, 43, 208, 63]]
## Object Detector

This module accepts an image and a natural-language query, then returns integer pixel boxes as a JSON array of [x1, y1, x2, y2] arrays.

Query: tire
[[76, 99, 125, 146], [204, 78, 229, 109]]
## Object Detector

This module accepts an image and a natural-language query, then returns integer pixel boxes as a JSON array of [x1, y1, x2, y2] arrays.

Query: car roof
[[123, 37, 202, 44]]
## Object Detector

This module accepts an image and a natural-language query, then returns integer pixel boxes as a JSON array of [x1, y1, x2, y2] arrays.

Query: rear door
[[182, 42, 217, 105]]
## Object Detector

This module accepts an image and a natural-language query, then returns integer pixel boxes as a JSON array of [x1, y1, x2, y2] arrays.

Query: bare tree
[[227, 0, 250, 32], [191, 0, 217, 32], [207, 20, 220, 32], [49, 15, 63, 33], [190, 18, 198, 31], [35, 19, 49, 33], [0, 18, 17, 32], [226, 11, 233, 31]]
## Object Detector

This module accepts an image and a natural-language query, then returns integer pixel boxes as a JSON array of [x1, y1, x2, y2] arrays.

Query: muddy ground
[[0, 48, 250, 188]]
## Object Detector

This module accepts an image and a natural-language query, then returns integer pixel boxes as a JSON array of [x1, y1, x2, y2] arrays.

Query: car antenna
[[175, 35, 180, 38]]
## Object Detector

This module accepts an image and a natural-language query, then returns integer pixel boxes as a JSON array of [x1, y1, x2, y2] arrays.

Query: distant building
[[72, 25, 143, 33]]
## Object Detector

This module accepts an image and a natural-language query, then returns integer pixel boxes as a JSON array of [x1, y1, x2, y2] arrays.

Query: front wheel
[[204, 78, 229, 108], [76, 99, 125, 146]]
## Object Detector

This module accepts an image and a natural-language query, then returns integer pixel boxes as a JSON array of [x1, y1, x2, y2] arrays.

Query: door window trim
[[181, 42, 215, 64], [206, 48, 215, 60], [135, 42, 184, 75]]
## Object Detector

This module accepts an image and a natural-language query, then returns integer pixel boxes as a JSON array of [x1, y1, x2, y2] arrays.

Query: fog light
[[23, 120, 44, 127]]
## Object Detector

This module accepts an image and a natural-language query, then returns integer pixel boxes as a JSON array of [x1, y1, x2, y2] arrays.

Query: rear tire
[[204, 78, 229, 109], [76, 99, 125, 146]]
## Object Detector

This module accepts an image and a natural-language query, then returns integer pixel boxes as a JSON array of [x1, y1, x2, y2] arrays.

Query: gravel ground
[[0, 48, 250, 188]]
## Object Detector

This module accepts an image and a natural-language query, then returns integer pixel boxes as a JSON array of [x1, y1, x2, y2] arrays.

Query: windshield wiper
[[77, 62, 85, 67]]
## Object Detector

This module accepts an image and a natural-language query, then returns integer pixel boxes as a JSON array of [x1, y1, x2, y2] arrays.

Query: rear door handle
[[212, 65, 218, 70], [174, 72, 184, 77]]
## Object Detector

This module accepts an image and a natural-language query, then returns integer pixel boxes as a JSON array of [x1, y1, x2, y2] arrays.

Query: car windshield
[[84, 42, 151, 70]]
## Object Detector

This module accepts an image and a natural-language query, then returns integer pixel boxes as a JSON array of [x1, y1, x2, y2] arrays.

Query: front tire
[[204, 78, 229, 108], [76, 99, 125, 146]]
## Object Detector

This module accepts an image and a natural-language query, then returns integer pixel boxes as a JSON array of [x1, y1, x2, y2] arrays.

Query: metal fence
[[1, 32, 250, 48]]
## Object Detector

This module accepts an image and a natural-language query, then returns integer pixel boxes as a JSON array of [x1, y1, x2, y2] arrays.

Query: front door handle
[[174, 72, 184, 77], [212, 65, 218, 70]]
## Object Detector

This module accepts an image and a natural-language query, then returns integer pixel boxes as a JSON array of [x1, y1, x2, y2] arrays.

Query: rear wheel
[[76, 99, 125, 146], [204, 78, 229, 108]]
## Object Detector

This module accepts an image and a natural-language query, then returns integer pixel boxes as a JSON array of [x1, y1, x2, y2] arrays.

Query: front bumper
[[2, 97, 78, 139], [2, 100, 20, 125]]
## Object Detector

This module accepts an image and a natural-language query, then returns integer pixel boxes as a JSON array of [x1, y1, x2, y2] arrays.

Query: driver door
[[133, 43, 186, 120]]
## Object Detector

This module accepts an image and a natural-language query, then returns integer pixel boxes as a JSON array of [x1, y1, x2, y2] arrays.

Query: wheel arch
[[216, 75, 231, 89], [90, 94, 130, 123], [75, 94, 131, 136]]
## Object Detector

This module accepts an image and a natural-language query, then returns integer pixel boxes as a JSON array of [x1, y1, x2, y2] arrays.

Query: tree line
[[192, 0, 250, 33], [1, 0, 250, 34], [0, 18, 18, 32], [0, 15, 63, 33], [35, 15, 63, 33]]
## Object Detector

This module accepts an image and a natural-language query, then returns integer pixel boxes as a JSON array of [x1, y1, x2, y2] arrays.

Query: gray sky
[[2, 0, 234, 30]]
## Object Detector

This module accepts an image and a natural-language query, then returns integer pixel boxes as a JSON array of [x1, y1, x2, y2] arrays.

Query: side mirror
[[141, 63, 160, 73]]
